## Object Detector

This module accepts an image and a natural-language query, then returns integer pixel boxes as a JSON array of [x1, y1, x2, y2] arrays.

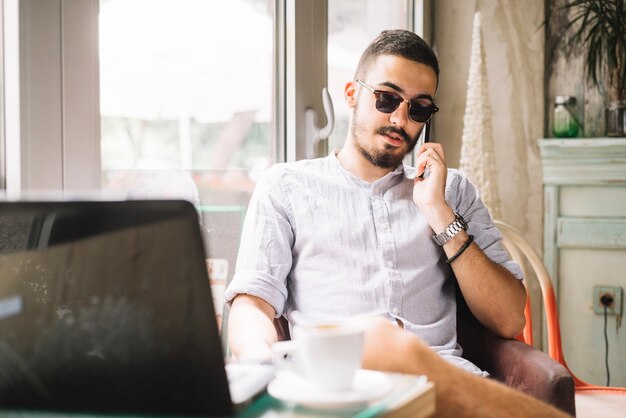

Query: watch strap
[[432, 212, 468, 246]]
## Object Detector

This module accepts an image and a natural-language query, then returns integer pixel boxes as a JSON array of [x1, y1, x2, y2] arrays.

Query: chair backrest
[[494, 220, 626, 394], [493, 220, 565, 363]]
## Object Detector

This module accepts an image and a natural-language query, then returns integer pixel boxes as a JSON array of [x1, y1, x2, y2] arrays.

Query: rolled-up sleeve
[[446, 170, 524, 280], [223, 165, 294, 316]]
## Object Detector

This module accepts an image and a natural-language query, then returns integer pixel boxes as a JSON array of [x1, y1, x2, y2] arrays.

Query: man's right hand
[[228, 294, 278, 361]]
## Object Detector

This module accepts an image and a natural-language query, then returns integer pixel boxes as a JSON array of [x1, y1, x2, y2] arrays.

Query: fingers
[[417, 143, 446, 161], [415, 145, 445, 180]]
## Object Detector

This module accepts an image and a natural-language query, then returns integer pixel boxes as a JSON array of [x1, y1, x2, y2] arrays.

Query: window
[[99, 0, 277, 325], [3, 0, 428, 292], [3, 0, 429, 195], [99, 0, 276, 208]]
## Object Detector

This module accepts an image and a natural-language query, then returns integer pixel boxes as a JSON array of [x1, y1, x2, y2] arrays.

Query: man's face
[[346, 55, 438, 169]]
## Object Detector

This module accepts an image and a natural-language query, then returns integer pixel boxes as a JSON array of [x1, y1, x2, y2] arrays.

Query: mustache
[[377, 126, 411, 143]]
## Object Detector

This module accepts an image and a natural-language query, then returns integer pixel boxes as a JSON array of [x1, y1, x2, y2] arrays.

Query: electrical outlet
[[593, 286, 623, 315]]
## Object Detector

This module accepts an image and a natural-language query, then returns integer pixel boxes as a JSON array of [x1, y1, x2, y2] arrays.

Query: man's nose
[[389, 100, 410, 127]]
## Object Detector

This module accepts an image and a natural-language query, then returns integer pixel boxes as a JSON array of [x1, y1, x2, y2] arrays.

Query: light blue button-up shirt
[[225, 152, 522, 375]]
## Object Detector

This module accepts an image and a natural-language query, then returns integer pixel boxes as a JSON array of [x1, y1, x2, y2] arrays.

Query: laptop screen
[[0, 200, 233, 416]]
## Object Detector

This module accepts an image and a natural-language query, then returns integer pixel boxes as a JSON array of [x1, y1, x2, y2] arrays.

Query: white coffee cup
[[272, 323, 364, 392]]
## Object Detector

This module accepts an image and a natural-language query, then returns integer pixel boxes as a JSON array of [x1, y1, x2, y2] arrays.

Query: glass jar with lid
[[553, 96, 579, 138], [607, 100, 626, 137]]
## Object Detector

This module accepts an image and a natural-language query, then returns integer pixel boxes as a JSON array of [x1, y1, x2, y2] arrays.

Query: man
[[225, 30, 526, 374]]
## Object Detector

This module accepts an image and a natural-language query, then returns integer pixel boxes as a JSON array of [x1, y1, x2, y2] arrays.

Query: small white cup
[[272, 323, 364, 392]]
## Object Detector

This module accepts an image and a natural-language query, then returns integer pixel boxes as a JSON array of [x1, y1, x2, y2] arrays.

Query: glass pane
[[327, 0, 410, 152], [99, 0, 275, 325]]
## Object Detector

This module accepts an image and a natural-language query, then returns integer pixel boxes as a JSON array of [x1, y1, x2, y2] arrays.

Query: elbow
[[495, 306, 527, 339], [502, 314, 526, 339], [500, 281, 528, 339]]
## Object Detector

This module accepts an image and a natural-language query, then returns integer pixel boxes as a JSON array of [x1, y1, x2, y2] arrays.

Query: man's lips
[[381, 133, 404, 146], [377, 127, 410, 147]]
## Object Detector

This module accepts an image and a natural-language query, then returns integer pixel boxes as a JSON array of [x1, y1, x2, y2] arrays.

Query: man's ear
[[345, 81, 357, 108]]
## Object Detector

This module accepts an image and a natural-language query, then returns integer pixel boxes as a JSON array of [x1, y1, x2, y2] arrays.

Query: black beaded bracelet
[[445, 234, 474, 264]]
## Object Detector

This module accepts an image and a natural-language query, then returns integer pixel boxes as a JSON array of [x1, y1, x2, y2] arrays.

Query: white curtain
[[459, 12, 502, 219]]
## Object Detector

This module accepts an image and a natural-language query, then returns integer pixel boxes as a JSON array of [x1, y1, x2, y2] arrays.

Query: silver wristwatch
[[432, 212, 468, 246]]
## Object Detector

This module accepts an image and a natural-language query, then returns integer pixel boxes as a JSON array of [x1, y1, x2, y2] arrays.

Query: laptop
[[0, 199, 273, 416]]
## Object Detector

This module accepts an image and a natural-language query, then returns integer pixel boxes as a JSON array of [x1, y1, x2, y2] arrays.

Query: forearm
[[446, 230, 526, 338], [361, 319, 570, 418], [415, 148, 526, 338], [422, 204, 526, 338], [228, 294, 278, 360]]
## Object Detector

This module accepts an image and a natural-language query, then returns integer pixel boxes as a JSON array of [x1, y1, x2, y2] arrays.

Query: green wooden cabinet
[[541, 138, 626, 387]]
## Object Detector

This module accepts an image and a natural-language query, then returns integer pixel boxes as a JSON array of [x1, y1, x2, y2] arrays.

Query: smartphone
[[418, 123, 431, 178]]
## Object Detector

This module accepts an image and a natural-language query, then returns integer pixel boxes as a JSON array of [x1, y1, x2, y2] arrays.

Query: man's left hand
[[413, 143, 456, 233], [413, 143, 448, 209]]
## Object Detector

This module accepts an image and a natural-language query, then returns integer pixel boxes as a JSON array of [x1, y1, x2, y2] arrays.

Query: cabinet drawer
[[557, 217, 626, 249], [560, 186, 626, 217]]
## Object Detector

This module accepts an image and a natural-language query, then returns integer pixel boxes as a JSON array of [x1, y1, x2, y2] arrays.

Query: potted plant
[[561, 0, 626, 136]]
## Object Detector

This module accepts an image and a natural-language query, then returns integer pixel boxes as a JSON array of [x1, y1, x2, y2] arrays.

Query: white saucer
[[267, 369, 392, 410]]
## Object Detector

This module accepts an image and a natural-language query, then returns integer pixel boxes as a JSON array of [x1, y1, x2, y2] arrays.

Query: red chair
[[495, 220, 626, 415]]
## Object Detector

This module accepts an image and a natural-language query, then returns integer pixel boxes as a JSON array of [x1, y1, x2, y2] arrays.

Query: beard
[[350, 105, 423, 169]]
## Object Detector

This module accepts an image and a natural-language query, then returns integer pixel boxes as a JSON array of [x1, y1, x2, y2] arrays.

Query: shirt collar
[[329, 150, 405, 189]]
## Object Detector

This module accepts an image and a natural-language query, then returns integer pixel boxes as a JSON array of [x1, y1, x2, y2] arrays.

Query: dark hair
[[354, 30, 439, 81]]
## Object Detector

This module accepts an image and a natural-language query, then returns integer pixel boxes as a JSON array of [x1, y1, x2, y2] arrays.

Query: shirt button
[[392, 307, 399, 315], [386, 261, 393, 268]]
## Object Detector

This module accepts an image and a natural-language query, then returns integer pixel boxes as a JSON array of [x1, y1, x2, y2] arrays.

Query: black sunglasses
[[356, 79, 439, 123]]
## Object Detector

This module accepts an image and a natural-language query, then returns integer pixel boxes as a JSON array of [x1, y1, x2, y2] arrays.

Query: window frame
[[0, 0, 5, 191], [1, 0, 100, 194]]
